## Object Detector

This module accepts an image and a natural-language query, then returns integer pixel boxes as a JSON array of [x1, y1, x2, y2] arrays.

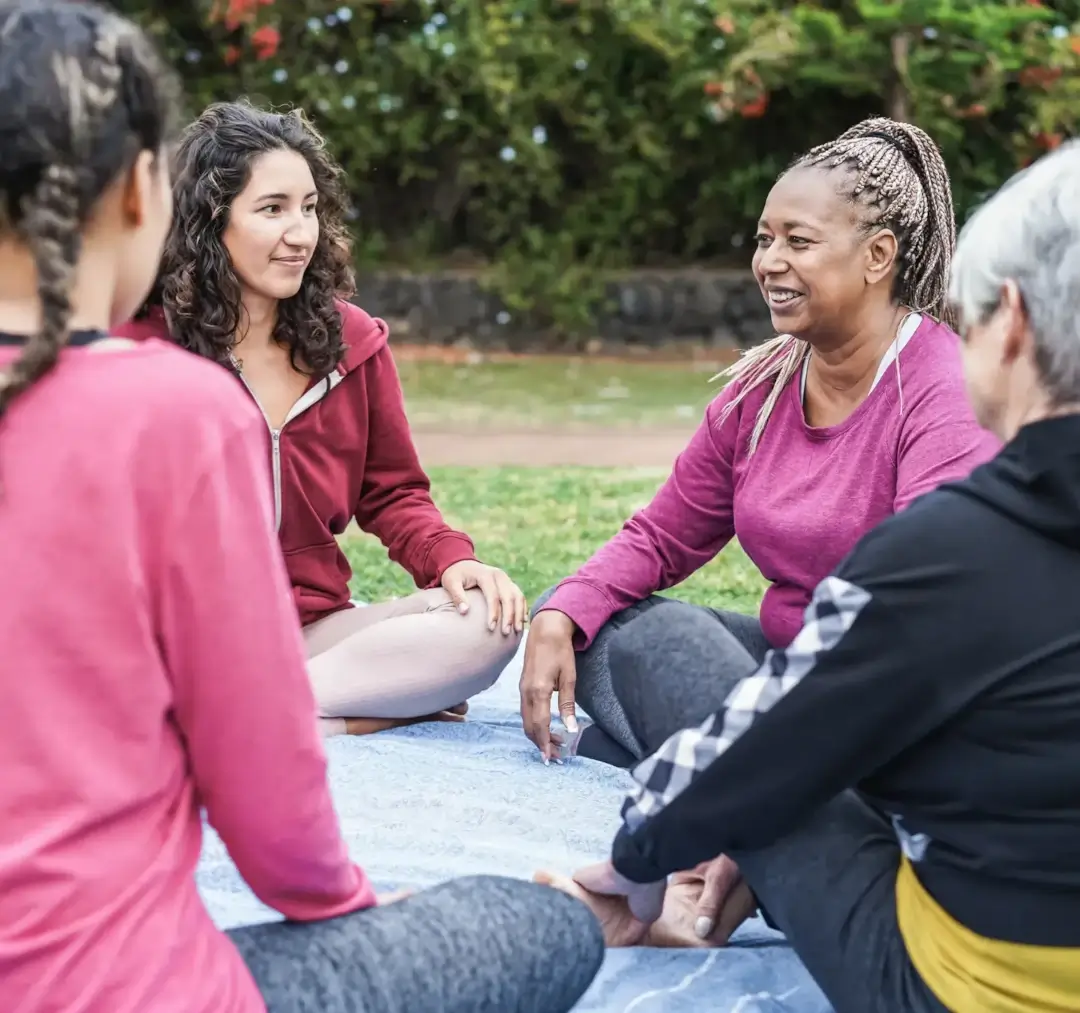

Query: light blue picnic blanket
[[196, 638, 830, 1012]]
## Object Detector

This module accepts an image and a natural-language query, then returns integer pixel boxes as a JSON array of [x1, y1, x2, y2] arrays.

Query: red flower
[[224, 0, 258, 31], [223, 44, 241, 66], [1019, 65, 1062, 88], [251, 25, 281, 61], [1035, 131, 1063, 151], [739, 94, 769, 118], [703, 80, 725, 96]]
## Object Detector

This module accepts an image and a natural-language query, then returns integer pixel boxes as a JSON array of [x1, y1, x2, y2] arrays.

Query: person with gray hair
[[950, 143, 1080, 429], [538, 141, 1080, 1012]]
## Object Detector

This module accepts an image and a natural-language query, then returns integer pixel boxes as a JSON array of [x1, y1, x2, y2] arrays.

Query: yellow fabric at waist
[[896, 857, 1080, 1013]]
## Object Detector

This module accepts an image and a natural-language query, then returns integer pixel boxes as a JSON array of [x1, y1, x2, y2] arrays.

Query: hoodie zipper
[[231, 359, 339, 531]]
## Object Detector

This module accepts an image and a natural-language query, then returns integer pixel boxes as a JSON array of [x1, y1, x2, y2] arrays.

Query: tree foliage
[[116, 0, 1080, 332]]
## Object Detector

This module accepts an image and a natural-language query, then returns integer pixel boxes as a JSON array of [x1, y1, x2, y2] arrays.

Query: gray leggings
[[608, 601, 948, 1013], [226, 875, 604, 1013], [534, 590, 770, 764]]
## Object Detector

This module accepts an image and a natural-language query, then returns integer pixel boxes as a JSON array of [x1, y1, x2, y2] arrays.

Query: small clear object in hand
[[549, 716, 590, 761]]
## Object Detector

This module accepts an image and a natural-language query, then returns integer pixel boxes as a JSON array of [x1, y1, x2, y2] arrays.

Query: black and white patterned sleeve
[[608, 488, 990, 884], [620, 576, 871, 835]]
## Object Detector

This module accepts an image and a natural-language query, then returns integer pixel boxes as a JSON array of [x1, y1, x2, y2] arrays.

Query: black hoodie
[[612, 414, 1080, 950]]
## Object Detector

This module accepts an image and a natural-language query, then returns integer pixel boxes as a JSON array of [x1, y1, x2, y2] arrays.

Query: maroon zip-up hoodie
[[114, 300, 476, 625]]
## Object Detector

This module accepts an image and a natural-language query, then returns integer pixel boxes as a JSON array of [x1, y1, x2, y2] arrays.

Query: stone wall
[[352, 268, 772, 351]]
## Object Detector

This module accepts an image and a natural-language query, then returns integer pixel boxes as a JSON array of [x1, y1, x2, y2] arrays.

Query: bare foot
[[533, 870, 649, 948], [343, 710, 467, 736], [448, 702, 469, 716]]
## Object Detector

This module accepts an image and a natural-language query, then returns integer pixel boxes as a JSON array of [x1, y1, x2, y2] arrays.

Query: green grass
[[396, 356, 731, 430], [342, 466, 766, 615]]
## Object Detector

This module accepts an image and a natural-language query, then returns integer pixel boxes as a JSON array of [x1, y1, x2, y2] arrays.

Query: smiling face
[[222, 147, 320, 304], [752, 166, 899, 342]]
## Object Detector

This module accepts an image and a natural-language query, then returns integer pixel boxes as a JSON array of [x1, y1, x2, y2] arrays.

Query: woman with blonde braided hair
[[523, 118, 997, 783], [0, 4, 603, 1013], [542, 141, 1080, 1013]]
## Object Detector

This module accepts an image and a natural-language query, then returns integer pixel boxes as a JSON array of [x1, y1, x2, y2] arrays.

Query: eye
[[788, 235, 811, 247], [259, 203, 282, 215], [303, 202, 318, 215], [753, 233, 773, 247]]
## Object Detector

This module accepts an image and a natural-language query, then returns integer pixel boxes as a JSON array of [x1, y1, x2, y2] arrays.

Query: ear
[[863, 228, 899, 286], [120, 150, 158, 228], [997, 279, 1030, 366]]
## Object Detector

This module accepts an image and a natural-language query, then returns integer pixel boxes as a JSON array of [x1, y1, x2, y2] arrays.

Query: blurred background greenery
[[117, 0, 1080, 333]]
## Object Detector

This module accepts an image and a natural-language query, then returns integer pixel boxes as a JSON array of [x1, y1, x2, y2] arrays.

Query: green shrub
[[118, 0, 1080, 333]]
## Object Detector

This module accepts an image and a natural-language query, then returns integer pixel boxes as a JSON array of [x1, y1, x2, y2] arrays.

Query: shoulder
[[896, 317, 969, 406], [113, 341, 264, 459], [111, 305, 171, 342], [892, 318, 1001, 458], [337, 299, 389, 371]]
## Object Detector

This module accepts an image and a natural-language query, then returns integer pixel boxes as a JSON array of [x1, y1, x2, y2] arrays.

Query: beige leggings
[[305, 588, 521, 737]]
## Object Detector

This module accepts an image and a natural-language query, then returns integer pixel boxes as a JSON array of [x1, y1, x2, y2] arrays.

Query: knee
[[540, 884, 606, 988], [459, 588, 523, 680], [455, 876, 605, 999], [609, 602, 714, 668]]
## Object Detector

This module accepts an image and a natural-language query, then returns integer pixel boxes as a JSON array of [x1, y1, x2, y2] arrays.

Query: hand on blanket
[[534, 861, 666, 947], [441, 560, 527, 635], [520, 609, 579, 761], [647, 856, 756, 948]]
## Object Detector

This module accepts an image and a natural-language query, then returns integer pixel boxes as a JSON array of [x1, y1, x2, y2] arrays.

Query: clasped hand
[[535, 855, 756, 948]]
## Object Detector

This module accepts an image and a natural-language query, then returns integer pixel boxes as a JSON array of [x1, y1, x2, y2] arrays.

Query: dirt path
[[411, 426, 694, 467]]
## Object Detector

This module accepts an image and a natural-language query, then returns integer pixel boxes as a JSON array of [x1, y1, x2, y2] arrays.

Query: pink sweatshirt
[[541, 317, 1001, 649], [0, 338, 375, 1013]]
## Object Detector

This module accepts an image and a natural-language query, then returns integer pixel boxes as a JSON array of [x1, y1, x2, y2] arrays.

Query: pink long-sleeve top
[[541, 317, 1001, 649], [0, 337, 376, 1013]]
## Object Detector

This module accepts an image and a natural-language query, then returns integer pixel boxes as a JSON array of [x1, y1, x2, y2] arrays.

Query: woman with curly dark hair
[[118, 101, 527, 737]]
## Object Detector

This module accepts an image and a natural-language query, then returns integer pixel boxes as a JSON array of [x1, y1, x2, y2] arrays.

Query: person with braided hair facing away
[[0, 4, 604, 1012], [522, 117, 999, 774], [115, 101, 526, 739]]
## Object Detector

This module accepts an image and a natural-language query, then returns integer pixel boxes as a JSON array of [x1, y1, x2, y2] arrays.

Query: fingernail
[[458, 603, 469, 614], [694, 916, 713, 939], [564, 715, 579, 734], [542, 755, 550, 766]]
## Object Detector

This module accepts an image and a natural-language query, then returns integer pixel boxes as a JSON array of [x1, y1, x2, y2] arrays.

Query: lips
[[765, 287, 805, 312], [273, 257, 307, 266]]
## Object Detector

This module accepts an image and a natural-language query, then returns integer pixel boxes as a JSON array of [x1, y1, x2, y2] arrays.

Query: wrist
[[535, 607, 577, 639]]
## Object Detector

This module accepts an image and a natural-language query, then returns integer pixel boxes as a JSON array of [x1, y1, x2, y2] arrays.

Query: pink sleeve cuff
[[271, 864, 378, 922], [537, 578, 619, 650]]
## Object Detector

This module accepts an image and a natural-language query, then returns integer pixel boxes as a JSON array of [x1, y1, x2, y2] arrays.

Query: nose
[[755, 239, 789, 277], [282, 215, 312, 248]]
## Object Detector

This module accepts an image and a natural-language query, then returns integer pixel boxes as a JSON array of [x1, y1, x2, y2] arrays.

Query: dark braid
[[792, 117, 957, 324], [0, 1, 179, 424], [10, 166, 84, 410]]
